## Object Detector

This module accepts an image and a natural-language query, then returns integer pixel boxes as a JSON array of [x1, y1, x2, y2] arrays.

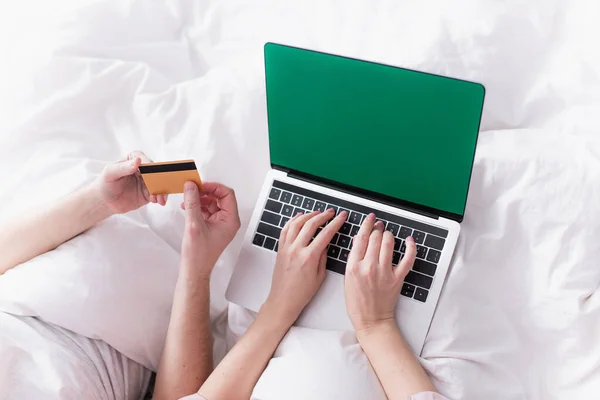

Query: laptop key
[[424, 234, 445, 251], [265, 199, 283, 214], [257, 222, 282, 239], [340, 223, 352, 235], [337, 235, 351, 249], [314, 201, 326, 212], [280, 216, 290, 228], [401, 283, 415, 298], [426, 248, 441, 264], [400, 241, 407, 253], [264, 237, 276, 250], [253, 234, 265, 247], [261, 210, 281, 226], [392, 251, 401, 265], [293, 207, 305, 216], [269, 188, 281, 200], [291, 195, 303, 207], [280, 191, 292, 204], [414, 288, 429, 303], [349, 212, 362, 224], [327, 245, 341, 258], [330, 233, 340, 245], [404, 271, 433, 289], [302, 198, 315, 210], [350, 225, 359, 237], [416, 245, 427, 259], [399, 226, 412, 239], [281, 204, 294, 217], [394, 238, 402, 251], [274, 241, 279, 252], [413, 259, 437, 276], [412, 230, 425, 244], [386, 222, 400, 236], [326, 258, 346, 275], [339, 249, 350, 262]]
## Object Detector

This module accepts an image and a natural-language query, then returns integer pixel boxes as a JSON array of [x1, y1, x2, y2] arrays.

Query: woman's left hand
[[95, 150, 168, 214]]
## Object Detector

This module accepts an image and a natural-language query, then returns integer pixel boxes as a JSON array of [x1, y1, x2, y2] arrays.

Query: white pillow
[[252, 327, 386, 400], [0, 208, 181, 370]]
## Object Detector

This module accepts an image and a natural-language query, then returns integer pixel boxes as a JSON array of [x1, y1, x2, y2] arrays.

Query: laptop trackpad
[[295, 270, 353, 331]]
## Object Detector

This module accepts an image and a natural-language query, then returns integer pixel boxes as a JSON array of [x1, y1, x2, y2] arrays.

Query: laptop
[[226, 42, 485, 354]]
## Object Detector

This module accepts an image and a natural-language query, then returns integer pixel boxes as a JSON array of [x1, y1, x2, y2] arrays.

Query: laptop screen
[[264, 43, 485, 219]]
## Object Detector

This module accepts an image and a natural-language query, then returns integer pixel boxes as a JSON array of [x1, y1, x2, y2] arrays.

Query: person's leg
[[0, 312, 151, 400]]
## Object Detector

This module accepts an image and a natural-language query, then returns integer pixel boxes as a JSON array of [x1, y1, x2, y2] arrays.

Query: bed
[[0, 1, 599, 399]]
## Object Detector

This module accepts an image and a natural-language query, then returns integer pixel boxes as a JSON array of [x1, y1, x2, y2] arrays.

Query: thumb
[[104, 157, 140, 181], [184, 181, 205, 224]]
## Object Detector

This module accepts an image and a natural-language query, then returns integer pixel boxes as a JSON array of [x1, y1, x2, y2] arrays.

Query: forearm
[[198, 303, 290, 400], [358, 322, 436, 399], [0, 183, 112, 275], [154, 263, 213, 400]]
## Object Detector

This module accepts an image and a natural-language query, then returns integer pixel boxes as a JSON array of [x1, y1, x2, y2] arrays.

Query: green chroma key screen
[[264, 43, 485, 218]]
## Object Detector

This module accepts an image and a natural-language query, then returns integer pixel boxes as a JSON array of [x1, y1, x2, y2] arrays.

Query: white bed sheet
[[1, 1, 599, 399]]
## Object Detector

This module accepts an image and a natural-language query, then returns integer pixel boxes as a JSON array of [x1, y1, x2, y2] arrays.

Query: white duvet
[[1, 1, 599, 399]]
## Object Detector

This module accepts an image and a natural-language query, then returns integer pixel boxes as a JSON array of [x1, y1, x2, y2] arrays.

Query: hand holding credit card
[[139, 160, 203, 194]]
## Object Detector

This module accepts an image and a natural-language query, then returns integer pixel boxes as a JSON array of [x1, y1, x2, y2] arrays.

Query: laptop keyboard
[[253, 180, 449, 303]]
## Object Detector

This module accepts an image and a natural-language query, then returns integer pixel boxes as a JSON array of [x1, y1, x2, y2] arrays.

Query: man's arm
[[0, 152, 166, 275], [153, 181, 241, 399], [0, 184, 112, 275], [152, 260, 213, 399]]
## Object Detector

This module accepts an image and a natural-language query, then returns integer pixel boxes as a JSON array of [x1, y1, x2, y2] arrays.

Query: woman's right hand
[[262, 209, 348, 328], [344, 213, 417, 334]]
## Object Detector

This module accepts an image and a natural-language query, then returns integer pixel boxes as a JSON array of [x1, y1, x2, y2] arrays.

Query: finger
[[348, 213, 376, 262], [104, 157, 141, 181], [158, 194, 168, 206], [141, 181, 151, 202], [184, 181, 204, 224], [285, 211, 317, 244], [365, 221, 385, 262], [129, 151, 152, 179], [200, 198, 220, 214], [317, 249, 327, 278], [149, 194, 158, 203], [201, 182, 239, 217], [309, 209, 347, 252], [128, 151, 153, 164], [395, 236, 416, 279], [296, 209, 337, 247], [279, 212, 302, 247], [379, 230, 395, 267]]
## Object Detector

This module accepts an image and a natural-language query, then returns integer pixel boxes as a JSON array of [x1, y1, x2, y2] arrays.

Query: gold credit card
[[138, 160, 203, 195]]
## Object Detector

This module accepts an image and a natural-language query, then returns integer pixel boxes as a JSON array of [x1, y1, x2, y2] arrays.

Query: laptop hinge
[[286, 169, 440, 220]]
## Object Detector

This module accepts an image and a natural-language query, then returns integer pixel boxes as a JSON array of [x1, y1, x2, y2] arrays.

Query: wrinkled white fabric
[[0, 1, 599, 399], [0, 312, 150, 399]]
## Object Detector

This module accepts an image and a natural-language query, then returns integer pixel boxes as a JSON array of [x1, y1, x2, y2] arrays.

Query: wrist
[[179, 256, 215, 282], [82, 182, 115, 220], [355, 318, 400, 343], [257, 300, 296, 335]]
